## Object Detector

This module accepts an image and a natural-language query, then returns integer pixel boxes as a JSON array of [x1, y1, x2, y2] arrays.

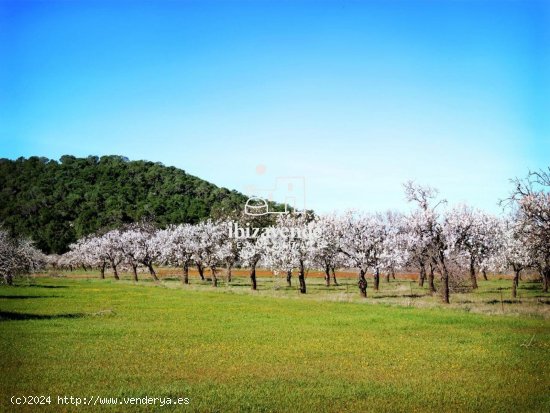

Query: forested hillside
[[0, 155, 248, 253]]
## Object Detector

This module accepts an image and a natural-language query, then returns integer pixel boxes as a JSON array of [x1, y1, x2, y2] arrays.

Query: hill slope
[[0, 155, 248, 253]]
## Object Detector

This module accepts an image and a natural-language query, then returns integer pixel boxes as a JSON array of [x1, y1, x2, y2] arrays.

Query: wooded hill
[[0, 155, 250, 253]]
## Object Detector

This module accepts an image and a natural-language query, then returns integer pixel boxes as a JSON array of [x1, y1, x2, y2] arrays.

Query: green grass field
[[1, 273, 549, 412]]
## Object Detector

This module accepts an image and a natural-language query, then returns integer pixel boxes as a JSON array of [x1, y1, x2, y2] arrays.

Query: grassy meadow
[[1, 271, 549, 412]]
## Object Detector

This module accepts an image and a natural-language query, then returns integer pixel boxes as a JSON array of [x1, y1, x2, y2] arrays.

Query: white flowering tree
[[193, 220, 226, 287], [99, 230, 125, 280], [155, 224, 197, 284], [380, 210, 408, 283], [489, 217, 532, 298], [403, 181, 445, 289], [505, 167, 550, 292], [261, 229, 299, 288], [444, 205, 502, 289], [120, 224, 160, 281], [339, 211, 386, 297], [240, 233, 270, 290], [217, 220, 242, 283], [119, 230, 142, 282], [67, 232, 119, 279], [0, 228, 45, 285], [309, 214, 344, 287], [81, 235, 109, 278], [404, 182, 457, 303], [266, 214, 316, 294]]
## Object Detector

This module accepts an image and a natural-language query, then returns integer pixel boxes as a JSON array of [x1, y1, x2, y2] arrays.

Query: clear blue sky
[[1, 0, 548, 214]]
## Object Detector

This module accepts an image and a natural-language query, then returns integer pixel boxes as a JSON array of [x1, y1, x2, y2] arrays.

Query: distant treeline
[[0, 155, 250, 254]]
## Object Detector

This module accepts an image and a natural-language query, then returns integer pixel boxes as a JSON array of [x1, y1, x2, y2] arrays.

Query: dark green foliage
[[0, 155, 249, 253]]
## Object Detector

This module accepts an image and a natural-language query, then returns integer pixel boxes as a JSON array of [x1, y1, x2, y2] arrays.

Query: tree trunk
[[147, 263, 159, 281], [374, 268, 380, 291], [470, 259, 478, 289], [331, 266, 339, 286], [100, 261, 106, 279], [418, 262, 425, 287], [250, 265, 257, 290], [227, 263, 232, 283], [182, 262, 189, 284], [324, 264, 331, 287], [298, 261, 306, 294], [391, 269, 396, 280], [358, 269, 367, 298], [4, 274, 13, 286], [512, 268, 520, 298], [385, 271, 390, 283], [211, 267, 217, 287], [482, 269, 488, 281], [111, 260, 120, 280], [286, 270, 292, 287], [132, 264, 138, 282], [439, 258, 449, 304], [428, 264, 436, 294], [197, 262, 205, 281], [542, 268, 549, 293]]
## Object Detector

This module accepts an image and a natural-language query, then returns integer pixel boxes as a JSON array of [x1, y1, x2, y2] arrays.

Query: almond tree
[[339, 211, 386, 297], [309, 214, 344, 287], [266, 214, 315, 294], [404, 182, 455, 303], [0, 228, 45, 285], [444, 205, 502, 289], [490, 217, 532, 298], [403, 181, 444, 288], [99, 230, 125, 280], [58, 249, 78, 271], [83, 236, 108, 278], [262, 229, 298, 287], [119, 230, 142, 282], [505, 168, 550, 292], [120, 224, 160, 281], [240, 234, 270, 290], [218, 220, 242, 283], [193, 220, 225, 287], [403, 209, 437, 293], [66, 235, 107, 276], [155, 224, 196, 284], [380, 211, 408, 283]]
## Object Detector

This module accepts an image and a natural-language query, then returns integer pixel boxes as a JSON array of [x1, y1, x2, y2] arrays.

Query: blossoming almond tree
[[193, 220, 226, 287], [240, 233, 270, 290], [489, 217, 532, 298], [155, 224, 196, 284], [268, 214, 316, 294], [261, 230, 299, 288], [100, 230, 125, 280], [339, 211, 386, 297], [404, 182, 456, 303], [217, 220, 242, 283], [120, 224, 160, 281], [505, 168, 550, 292], [444, 205, 502, 289], [403, 181, 446, 288], [67, 235, 111, 278], [83, 236, 108, 278], [380, 210, 409, 283], [0, 228, 45, 285], [309, 214, 344, 287]]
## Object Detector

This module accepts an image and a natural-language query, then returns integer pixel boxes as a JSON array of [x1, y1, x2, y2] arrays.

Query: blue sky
[[1, 0, 549, 214]]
